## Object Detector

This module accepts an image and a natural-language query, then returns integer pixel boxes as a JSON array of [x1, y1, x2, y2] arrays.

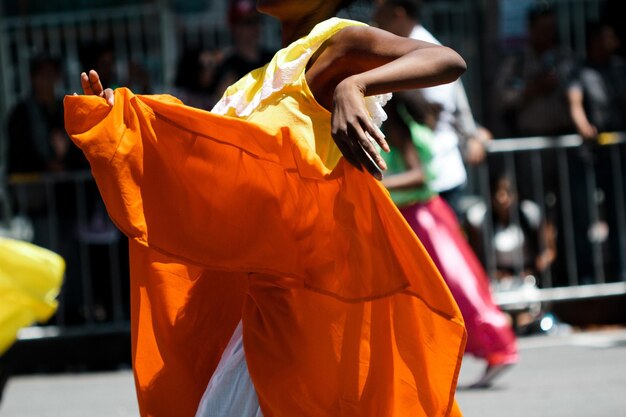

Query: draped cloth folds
[[64, 88, 466, 417]]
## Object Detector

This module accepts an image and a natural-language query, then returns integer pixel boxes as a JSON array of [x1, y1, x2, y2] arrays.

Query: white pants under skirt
[[195, 321, 263, 417]]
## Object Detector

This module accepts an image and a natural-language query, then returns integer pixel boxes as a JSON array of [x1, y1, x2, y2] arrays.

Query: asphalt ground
[[1, 328, 625, 417]]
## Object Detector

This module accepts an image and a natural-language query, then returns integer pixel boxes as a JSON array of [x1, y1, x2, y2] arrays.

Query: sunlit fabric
[[64, 16, 466, 417], [399, 197, 518, 366]]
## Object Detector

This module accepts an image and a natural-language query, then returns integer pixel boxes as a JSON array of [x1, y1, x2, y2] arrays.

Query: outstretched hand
[[464, 127, 492, 166], [79, 70, 114, 106], [331, 78, 389, 180]]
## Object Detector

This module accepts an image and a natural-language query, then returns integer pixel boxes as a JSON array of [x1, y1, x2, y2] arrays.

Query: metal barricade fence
[[0, 0, 607, 161], [0, 1, 280, 122], [2, 134, 624, 336], [0, 0, 610, 120], [466, 133, 626, 309], [0, 1, 623, 336], [0, 4, 169, 112]]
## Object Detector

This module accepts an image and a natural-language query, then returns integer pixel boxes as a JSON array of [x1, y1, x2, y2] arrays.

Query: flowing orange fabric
[[64, 88, 466, 417]]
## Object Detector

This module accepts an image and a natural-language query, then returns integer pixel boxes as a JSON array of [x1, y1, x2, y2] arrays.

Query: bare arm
[[567, 87, 597, 139], [536, 221, 557, 272], [464, 127, 492, 166], [306, 25, 466, 179], [309, 26, 466, 98]]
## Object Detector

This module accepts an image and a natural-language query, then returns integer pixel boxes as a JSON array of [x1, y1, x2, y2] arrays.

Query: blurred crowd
[[493, 3, 626, 138], [1, 0, 625, 326], [6, 1, 625, 174], [488, 2, 626, 290]]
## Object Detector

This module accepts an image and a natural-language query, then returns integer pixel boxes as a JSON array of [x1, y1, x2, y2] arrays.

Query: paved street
[[456, 328, 626, 417], [1, 328, 625, 417]]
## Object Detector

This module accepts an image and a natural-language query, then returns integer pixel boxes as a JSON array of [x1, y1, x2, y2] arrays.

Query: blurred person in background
[[567, 22, 626, 139], [5, 54, 86, 238], [79, 39, 152, 94], [79, 41, 119, 91], [381, 90, 518, 389], [492, 3, 577, 282], [466, 173, 557, 287], [7, 56, 86, 174], [212, 0, 275, 98], [566, 21, 626, 282], [466, 173, 563, 334], [604, 0, 626, 58], [374, 0, 492, 220], [173, 47, 224, 110], [494, 2, 575, 137]]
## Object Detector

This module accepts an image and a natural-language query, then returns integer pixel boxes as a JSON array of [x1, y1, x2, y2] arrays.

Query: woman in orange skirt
[[67, 1, 469, 416]]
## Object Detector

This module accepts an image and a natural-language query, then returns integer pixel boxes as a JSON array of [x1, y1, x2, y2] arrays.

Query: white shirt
[[409, 25, 472, 192]]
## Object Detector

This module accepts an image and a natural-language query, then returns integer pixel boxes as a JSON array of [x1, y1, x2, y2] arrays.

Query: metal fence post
[[556, 147, 579, 285], [0, 7, 9, 220], [583, 146, 606, 284], [610, 144, 626, 280], [158, 0, 176, 90], [530, 150, 553, 288], [476, 162, 497, 281]]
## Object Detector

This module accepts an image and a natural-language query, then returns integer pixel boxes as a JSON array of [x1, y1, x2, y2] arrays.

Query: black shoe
[[465, 363, 514, 389]]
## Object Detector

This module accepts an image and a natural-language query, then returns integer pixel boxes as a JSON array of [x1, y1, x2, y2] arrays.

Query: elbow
[[445, 48, 467, 82]]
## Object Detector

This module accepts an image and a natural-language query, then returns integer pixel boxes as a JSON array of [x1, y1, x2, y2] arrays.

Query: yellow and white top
[[213, 17, 389, 171]]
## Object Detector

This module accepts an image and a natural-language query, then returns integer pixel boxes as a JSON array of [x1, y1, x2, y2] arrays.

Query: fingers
[[354, 122, 387, 173], [333, 120, 388, 180], [330, 85, 388, 179], [354, 141, 383, 180], [89, 70, 104, 96], [79, 70, 114, 106], [342, 123, 385, 180], [80, 72, 93, 95], [103, 88, 115, 106], [364, 118, 389, 153], [335, 135, 363, 171]]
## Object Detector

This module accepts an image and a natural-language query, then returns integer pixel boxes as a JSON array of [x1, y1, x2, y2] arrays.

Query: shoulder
[[325, 22, 422, 54], [321, 24, 423, 67], [325, 25, 377, 53], [307, 25, 382, 75]]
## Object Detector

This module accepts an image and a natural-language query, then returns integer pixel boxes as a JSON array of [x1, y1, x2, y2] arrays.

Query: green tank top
[[382, 107, 438, 207]]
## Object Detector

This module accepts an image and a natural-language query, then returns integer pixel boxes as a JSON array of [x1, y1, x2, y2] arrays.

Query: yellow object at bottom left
[[0, 237, 65, 355]]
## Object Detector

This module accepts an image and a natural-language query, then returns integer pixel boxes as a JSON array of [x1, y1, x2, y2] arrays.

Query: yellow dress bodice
[[212, 17, 366, 170]]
